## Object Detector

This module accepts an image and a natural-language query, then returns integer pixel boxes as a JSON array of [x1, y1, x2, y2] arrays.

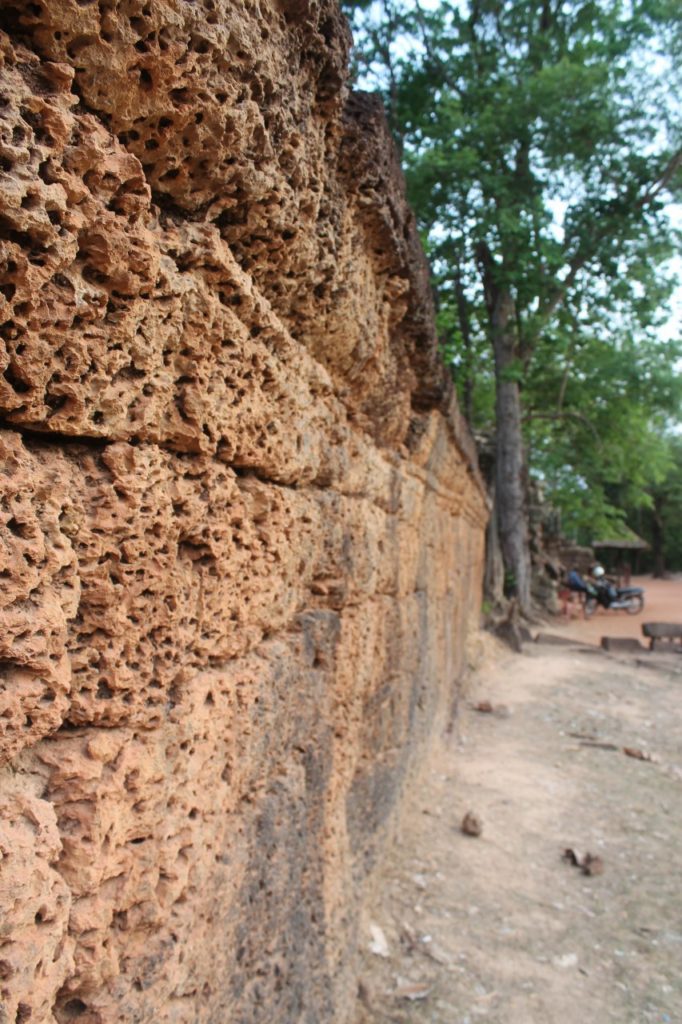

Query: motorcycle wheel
[[625, 594, 644, 615], [584, 596, 598, 619]]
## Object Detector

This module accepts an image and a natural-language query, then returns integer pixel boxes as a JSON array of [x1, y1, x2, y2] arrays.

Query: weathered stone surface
[[0, 431, 79, 762], [0, 780, 74, 1024], [0, 1, 487, 1021]]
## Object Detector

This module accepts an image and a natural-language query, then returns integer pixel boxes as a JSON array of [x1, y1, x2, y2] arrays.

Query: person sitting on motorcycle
[[566, 567, 589, 593], [559, 566, 590, 616], [590, 565, 618, 606], [582, 566, 644, 616]]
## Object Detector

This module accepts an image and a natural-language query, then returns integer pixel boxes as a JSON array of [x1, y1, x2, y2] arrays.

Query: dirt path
[[354, 637, 682, 1023]]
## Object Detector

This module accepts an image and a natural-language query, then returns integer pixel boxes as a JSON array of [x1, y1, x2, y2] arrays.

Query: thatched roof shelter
[[592, 537, 650, 551]]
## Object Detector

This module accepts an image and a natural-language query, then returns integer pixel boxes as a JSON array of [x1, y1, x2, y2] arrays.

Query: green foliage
[[656, 437, 682, 569], [346, 0, 682, 564], [527, 319, 682, 539], [626, 433, 682, 570]]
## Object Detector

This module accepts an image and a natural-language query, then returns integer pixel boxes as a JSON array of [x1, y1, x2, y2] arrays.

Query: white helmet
[[593, 565, 605, 578]]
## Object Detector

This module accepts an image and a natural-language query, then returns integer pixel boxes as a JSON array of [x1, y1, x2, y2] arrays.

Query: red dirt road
[[551, 575, 682, 647]]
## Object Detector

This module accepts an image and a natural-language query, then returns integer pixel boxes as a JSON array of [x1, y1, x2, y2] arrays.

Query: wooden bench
[[641, 622, 682, 652]]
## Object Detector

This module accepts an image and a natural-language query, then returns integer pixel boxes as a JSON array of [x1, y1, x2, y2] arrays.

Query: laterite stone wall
[[0, 2, 486, 1020]]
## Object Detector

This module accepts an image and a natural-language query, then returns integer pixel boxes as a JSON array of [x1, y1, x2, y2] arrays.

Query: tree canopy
[[344, 0, 682, 598]]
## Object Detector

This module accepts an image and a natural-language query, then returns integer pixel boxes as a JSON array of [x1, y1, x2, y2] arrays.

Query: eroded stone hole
[[45, 393, 68, 414], [61, 998, 88, 1018], [66, 36, 96, 61], [96, 679, 113, 700], [21, 110, 53, 146], [119, 129, 140, 145], [28, 250, 48, 267], [190, 35, 211, 54], [5, 517, 30, 539], [37, 160, 54, 184], [3, 364, 30, 394]]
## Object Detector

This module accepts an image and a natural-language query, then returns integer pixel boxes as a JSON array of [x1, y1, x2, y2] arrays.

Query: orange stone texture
[[0, 2, 487, 1020]]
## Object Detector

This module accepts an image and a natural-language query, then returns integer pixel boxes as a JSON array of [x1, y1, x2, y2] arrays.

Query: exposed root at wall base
[[0, 1, 487, 1020]]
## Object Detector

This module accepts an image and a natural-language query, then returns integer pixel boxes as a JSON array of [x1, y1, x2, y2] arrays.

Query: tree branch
[[525, 409, 602, 444], [536, 147, 682, 330], [639, 147, 682, 206], [412, 0, 464, 98]]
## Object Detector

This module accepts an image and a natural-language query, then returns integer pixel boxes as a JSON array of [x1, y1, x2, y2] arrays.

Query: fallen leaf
[[461, 811, 482, 837], [357, 981, 371, 1007], [553, 953, 579, 969], [623, 747, 653, 762], [395, 982, 432, 1001], [399, 923, 418, 954], [368, 923, 390, 958], [423, 943, 452, 967], [562, 848, 604, 876], [581, 853, 604, 876]]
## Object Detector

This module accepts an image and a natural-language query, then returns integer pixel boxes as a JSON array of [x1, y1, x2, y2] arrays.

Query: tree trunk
[[651, 498, 666, 578], [484, 480, 505, 608], [454, 264, 474, 425], [477, 243, 532, 614], [493, 327, 532, 613]]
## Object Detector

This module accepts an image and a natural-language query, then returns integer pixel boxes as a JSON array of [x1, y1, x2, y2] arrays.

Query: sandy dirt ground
[[353, 590, 682, 1024]]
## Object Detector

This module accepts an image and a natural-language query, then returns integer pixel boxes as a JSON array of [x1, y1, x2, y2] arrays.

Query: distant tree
[[625, 434, 682, 575], [344, 0, 682, 612], [527, 316, 682, 543]]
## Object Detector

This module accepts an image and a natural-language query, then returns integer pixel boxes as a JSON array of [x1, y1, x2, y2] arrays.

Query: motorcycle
[[583, 579, 644, 618]]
